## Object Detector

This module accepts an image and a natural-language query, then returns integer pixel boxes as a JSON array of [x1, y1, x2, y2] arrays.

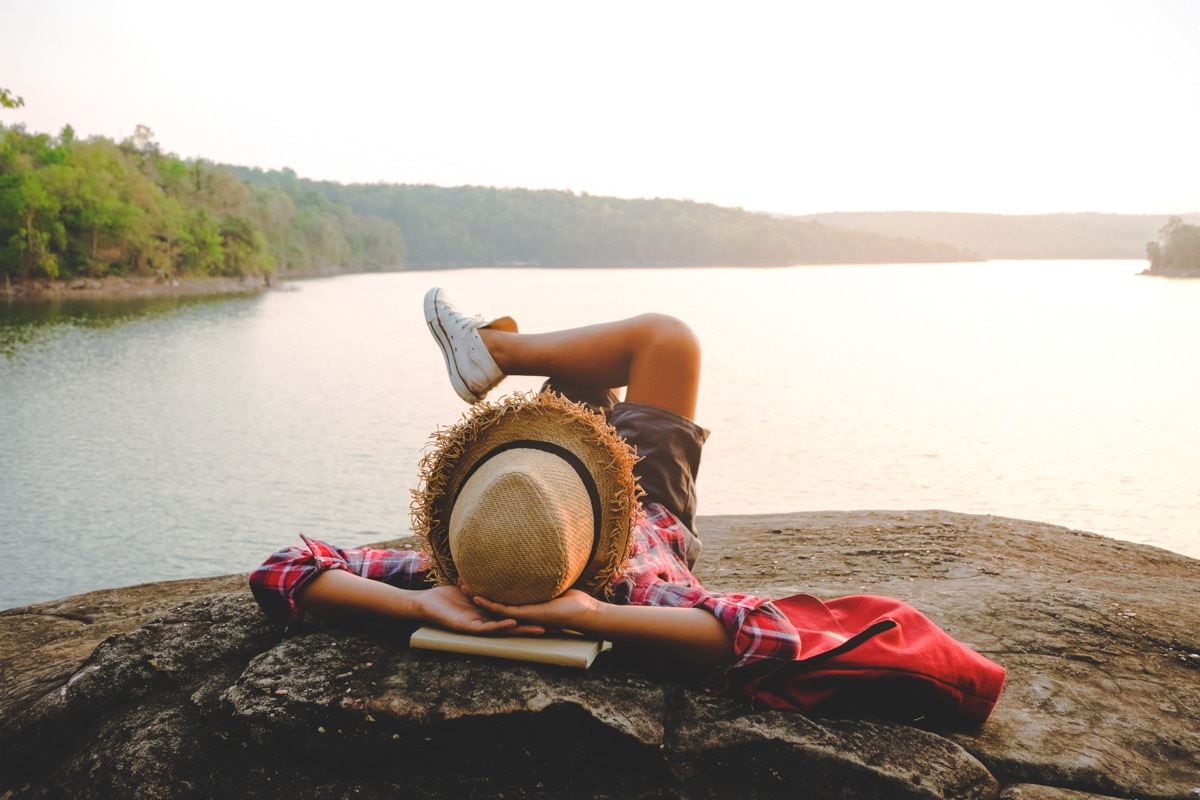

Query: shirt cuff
[[283, 535, 355, 627]]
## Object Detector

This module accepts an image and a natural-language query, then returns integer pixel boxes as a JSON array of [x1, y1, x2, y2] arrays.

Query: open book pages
[[408, 627, 613, 669]]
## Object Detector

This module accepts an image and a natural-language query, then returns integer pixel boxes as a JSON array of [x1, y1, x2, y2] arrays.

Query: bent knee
[[635, 313, 700, 356]]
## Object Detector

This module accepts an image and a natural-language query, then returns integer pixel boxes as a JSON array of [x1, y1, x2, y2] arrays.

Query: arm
[[297, 569, 541, 635], [249, 536, 538, 634], [473, 589, 734, 669]]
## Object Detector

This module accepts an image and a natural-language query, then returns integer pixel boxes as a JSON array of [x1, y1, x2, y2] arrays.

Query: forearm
[[572, 602, 734, 669], [296, 570, 535, 635], [249, 537, 432, 628], [473, 590, 734, 668], [516, 599, 729, 671], [296, 568, 424, 624]]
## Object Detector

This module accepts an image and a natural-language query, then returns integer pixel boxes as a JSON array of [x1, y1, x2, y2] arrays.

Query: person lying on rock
[[250, 288, 1005, 725]]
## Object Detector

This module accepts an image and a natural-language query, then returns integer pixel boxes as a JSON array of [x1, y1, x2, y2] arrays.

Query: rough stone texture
[[2, 510, 1198, 799], [999, 786, 1139, 800]]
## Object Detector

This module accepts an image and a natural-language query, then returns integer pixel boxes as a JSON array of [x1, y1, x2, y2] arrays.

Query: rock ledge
[[2, 510, 1198, 799]]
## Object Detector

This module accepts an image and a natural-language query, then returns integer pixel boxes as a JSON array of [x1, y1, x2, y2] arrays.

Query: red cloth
[[732, 593, 1006, 724]]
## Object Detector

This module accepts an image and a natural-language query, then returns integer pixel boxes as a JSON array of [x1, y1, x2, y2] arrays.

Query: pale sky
[[2, 0, 1197, 216]]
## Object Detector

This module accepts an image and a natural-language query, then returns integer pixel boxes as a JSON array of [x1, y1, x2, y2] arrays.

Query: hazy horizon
[[3, 1, 1198, 218]]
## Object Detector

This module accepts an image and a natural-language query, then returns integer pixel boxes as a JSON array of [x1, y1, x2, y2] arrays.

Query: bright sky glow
[[2, 0, 1197, 215]]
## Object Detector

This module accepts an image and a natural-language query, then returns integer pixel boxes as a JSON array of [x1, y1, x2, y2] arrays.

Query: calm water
[[2, 261, 1197, 609]]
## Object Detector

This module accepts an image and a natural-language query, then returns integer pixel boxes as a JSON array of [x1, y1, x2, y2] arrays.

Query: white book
[[408, 626, 612, 669]]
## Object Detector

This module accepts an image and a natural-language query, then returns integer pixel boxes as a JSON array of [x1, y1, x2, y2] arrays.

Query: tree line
[[2, 120, 973, 284], [0, 124, 405, 281], [1145, 217, 1200, 277], [234, 167, 973, 268]]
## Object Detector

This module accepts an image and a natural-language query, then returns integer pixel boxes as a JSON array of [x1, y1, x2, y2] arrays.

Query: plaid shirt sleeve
[[610, 504, 802, 675], [249, 534, 431, 630]]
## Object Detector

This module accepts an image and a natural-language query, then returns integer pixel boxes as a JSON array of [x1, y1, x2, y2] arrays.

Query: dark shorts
[[542, 381, 710, 567]]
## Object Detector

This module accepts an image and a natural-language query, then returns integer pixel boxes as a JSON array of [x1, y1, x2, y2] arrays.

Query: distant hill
[[798, 212, 1200, 260], [230, 168, 976, 269]]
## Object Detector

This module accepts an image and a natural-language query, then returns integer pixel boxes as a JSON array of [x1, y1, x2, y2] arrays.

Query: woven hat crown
[[412, 392, 642, 603], [449, 447, 596, 605]]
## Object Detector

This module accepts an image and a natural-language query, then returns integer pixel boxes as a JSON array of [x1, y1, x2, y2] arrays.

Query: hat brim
[[412, 391, 642, 599]]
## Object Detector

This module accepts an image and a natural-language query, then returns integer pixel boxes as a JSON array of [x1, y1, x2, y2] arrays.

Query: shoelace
[[441, 300, 484, 332], [457, 313, 486, 334]]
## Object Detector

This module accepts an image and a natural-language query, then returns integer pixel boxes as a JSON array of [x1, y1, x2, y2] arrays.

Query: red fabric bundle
[[734, 593, 1006, 724]]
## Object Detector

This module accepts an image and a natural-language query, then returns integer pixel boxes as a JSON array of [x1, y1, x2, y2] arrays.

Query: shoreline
[[1, 273, 275, 301], [1139, 267, 1200, 279]]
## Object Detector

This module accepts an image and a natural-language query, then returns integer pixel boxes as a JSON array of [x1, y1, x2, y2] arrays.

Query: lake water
[[1, 261, 1197, 609]]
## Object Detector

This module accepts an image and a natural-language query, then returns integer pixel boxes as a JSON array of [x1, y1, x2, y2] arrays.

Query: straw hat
[[411, 391, 642, 605]]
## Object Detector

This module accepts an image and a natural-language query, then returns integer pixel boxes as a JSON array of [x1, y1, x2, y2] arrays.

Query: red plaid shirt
[[250, 503, 800, 672], [250, 502, 1004, 721]]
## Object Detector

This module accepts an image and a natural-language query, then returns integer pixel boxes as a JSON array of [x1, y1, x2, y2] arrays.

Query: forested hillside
[[1, 122, 976, 285], [0, 125, 405, 281], [801, 211, 1200, 260], [5, 119, 1194, 285], [233, 168, 975, 268]]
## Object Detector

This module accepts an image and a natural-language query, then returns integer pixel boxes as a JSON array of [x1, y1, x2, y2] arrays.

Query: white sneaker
[[424, 288, 513, 403]]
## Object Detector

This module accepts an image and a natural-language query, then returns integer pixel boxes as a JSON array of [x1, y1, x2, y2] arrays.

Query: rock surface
[[2, 510, 1198, 799]]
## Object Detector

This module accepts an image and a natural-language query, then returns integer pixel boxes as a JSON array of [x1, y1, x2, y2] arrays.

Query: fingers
[[462, 619, 545, 636], [459, 617, 513, 634], [465, 593, 562, 635], [468, 596, 524, 621], [472, 596, 504, 612], [480, 618, 517, 631], [505, 624, 548, 636]]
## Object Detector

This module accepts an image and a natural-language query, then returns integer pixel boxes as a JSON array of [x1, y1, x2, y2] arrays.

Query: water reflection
[[0, 293, 246, 358], [1, 264, 1197, 609]]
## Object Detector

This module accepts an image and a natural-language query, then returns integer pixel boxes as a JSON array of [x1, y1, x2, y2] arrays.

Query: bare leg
[[479, 313, 701, 420]]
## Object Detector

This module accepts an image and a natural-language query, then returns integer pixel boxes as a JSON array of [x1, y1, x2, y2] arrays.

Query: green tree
[[218, 215, 273, 275], [0, 87, 23, 109], [1, 125, 314, 280], [0, 129, 64, 278], [54, 139, 142, 275], [177, 208, 224, 274], [0, 169, 62, 278]]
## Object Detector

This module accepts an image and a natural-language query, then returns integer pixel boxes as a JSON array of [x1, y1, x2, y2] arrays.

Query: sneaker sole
[[424, 288, 484, 404]]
